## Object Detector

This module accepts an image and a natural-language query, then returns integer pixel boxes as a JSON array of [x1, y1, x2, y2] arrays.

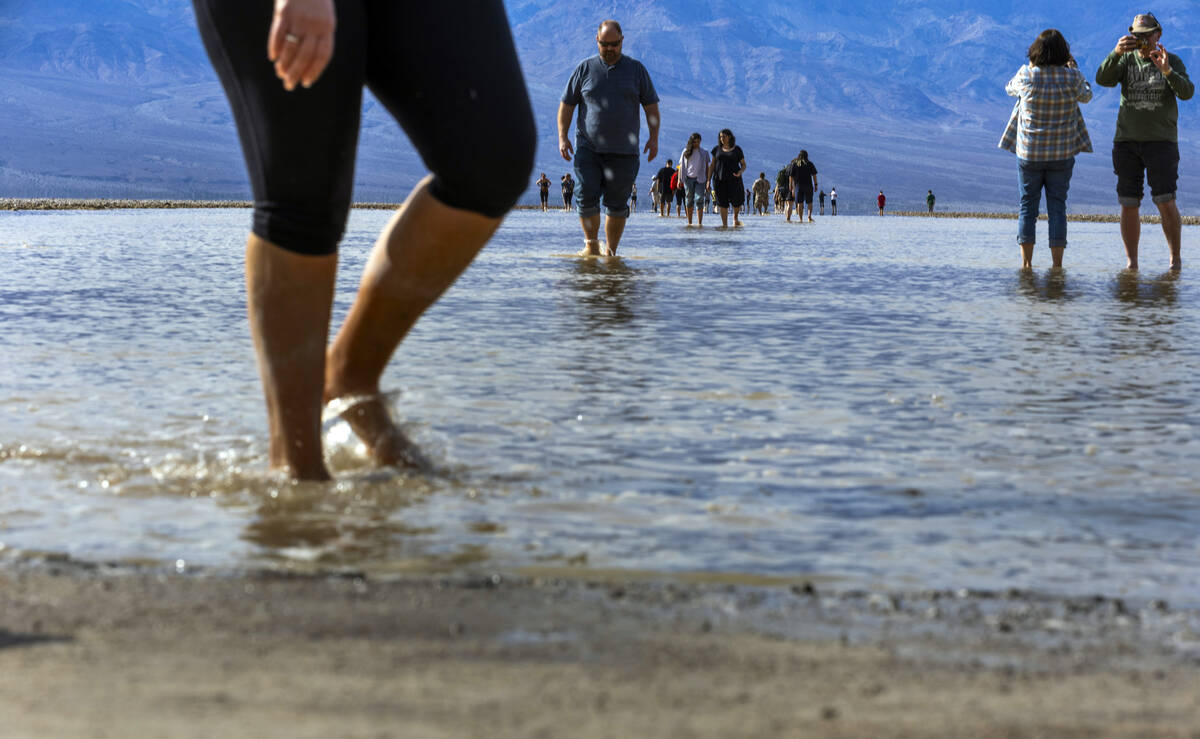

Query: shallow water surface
[[2, 208, 1199, 604]]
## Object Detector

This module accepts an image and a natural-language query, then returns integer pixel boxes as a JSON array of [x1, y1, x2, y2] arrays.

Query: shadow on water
[[1016, 268, 1075, 303], [1111, 269, 1179, 309], [237, 471, 492, 570], [565, 256, 645, 330]]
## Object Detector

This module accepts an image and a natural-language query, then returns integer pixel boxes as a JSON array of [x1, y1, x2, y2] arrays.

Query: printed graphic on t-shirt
[[1125, 62, 1169, 111]]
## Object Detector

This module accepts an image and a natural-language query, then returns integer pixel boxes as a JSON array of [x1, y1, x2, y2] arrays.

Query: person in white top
[[678, 132, 712, 226]]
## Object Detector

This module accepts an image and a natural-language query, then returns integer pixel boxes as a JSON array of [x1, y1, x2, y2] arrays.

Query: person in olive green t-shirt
[[1095, 13, 1194, 271]]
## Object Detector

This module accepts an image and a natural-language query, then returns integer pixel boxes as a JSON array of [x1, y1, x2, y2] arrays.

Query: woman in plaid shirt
[[999, 29, 1093, 269]]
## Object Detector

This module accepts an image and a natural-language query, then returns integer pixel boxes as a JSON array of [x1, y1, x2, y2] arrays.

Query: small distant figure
[[830, 187, 837, 215], [775, 166, 789, 213], [787, 150, 818, 222], [1095, 12, 1193, 271], [752, 172, 770, 215], [673, 167, 685, 217], [535, 173, 551, 211], [678, 132, 711, 226], [630, 182, 637, 212], [818, 189, 826, 215], [649, 175, 660, 212], [707, 128, 747, 227], [926, 189, 935, 214], [1000, 28, 1093, 268], [655, 159, 675, 216], [877, 190, 886, 215], [561, 174, 575, 210], [558, 19, 660, 256]]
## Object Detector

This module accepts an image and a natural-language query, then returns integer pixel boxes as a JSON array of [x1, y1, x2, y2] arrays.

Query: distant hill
[[1, 0, 1196, 213]]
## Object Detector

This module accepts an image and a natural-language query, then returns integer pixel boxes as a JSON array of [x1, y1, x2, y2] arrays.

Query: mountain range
[[1, 0, 1196, 213]]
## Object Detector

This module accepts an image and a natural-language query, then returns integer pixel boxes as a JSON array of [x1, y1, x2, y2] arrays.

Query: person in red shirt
[[877, 191, 886, 215]]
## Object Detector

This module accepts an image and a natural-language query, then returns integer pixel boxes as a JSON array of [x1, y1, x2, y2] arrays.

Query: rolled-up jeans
[[683, 176, 705, 210], [1016, 157, 1074, 248]]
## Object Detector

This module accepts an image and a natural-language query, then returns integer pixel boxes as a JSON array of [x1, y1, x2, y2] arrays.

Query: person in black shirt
[[655, 159, 675, 217], [787, 151, 818, 222], [706, 129, 747, 227]]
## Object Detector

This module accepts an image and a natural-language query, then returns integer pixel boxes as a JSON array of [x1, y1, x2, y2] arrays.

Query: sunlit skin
[[1111, 28, 1183, 271], [557, 21, 660, 256]]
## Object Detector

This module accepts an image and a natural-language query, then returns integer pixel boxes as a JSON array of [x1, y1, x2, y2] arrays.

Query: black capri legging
[[193, 0, 536, 255]]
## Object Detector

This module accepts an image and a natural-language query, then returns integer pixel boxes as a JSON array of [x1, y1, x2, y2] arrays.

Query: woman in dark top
[[706, 128, 747, 227]]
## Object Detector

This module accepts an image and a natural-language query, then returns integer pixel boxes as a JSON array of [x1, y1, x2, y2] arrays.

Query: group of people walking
[[194, 4, 1192, 480], [646, 130, 748, 227]]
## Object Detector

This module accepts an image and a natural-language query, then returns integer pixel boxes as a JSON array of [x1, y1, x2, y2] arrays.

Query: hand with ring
[[267, 0, 336, 91]]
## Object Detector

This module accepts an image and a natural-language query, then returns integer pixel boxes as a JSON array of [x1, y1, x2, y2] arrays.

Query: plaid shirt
[[998, 64, 1093, 161]]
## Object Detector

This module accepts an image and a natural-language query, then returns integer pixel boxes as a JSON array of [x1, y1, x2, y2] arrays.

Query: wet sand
[[2, 557, 1198, 737]]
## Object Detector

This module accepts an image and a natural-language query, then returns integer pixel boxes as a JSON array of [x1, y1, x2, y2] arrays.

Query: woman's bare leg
[[245, 236, 338, 481], [324, 176, 503, 464]]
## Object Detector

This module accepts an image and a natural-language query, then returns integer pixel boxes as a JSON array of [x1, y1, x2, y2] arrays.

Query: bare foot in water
[[324, 394, 430, 470], [577, 238, 602, 257]]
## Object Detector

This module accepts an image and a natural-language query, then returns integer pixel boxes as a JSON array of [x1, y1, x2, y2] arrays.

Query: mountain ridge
[[1, 0, 1195, 212]]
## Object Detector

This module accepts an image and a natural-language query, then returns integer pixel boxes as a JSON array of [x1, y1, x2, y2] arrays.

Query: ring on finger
[[284, 33, 300, 44]]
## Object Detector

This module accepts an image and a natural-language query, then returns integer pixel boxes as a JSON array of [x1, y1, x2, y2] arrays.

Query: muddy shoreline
[[2, 554, 1197, 737]]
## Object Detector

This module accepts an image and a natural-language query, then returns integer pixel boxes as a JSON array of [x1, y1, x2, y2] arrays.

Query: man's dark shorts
[[1113, 141, 1179, 207], [794, 185, 813, 205], [574, 145, 639, 218]]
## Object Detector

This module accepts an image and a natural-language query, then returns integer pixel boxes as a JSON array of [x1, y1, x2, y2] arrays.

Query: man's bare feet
[[577, 238, 602, 257]]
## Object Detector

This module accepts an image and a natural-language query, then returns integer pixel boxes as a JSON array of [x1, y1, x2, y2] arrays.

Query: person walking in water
[[192, 0, 535, 480], [787, 150, 818, 222], [830, 187, 837, 215], [1095, 13, 1193, 271], [1000, 28, 1093, 268], [673, 167, 686, 217], [558, 20, 660, 256], [629, 182, 637, 212], [752, 172, 770, 215], [535, 173, 551, 211], [678, 132, 711, 226], [707, 128, 747, 227], [877, 191, 886, 215], [926, 190, 935, 214], [561, 174, 574, 210], [654, 159, 675, 217], [818, 189, 826, 215]]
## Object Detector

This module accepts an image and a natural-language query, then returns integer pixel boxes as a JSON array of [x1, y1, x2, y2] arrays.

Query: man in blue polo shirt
[[558, 20, 661, 256]]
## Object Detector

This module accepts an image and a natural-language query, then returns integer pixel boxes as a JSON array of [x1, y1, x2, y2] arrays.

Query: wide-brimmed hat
[[1129, 13, 1161, 34]]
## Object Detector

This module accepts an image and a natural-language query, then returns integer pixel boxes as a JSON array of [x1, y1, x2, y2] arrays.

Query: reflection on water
[[1112, 268, 1180, 308], [1016, 268, 1073, 302], [3, 210, 1200, 605], [567, 256, 644, 329]]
